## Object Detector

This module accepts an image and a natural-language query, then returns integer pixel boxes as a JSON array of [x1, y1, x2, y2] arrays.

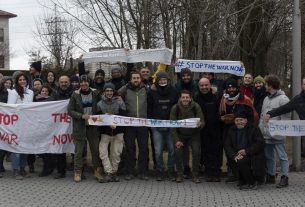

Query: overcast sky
[[1, 0, 51, 70]]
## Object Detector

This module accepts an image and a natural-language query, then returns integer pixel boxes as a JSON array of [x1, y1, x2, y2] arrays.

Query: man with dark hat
[[225, 109, 265, 190], [29, 61, 45, 89], [147, 72, 179, 181], [92, 69, 106, 94]]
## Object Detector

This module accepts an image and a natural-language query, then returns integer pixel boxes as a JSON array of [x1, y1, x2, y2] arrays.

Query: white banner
[[268, 120, 305, 136], [0, 100, 74, 154], [83, 48, 173, 65], [175, 59, 245, 76], [89, 115, 200, 128]]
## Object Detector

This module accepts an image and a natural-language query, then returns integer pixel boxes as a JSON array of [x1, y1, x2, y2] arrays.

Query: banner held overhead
[[83, 48, 173, 65], [175, 59, 245, 76]]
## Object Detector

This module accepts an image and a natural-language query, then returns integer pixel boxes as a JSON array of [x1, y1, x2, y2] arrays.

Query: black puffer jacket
[[147, 85, 178, 120]]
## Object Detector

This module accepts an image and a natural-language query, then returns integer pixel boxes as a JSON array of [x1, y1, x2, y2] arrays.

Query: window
[[0, 55, 4, 68], [0, 29, 3, 42]]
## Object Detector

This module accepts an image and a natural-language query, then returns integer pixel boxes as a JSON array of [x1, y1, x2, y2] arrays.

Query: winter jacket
[[259, 90, 291, 144], [68, 88, 100, 139], [0, 88, 8, 103], [267, 91, 305, 120], [52, 86, 73, 100], [240, 84, 254, 100], [175, 79, 198, 98], [147, 85, 179, 120], [96, 95, 126, 135], [225, 124, 265, 177], [7, 88, 34, 104], [253, 86, 268, 117], [194, 89, 222, 128], [170, 101, 204, 143], [118, 83, 147, 118]]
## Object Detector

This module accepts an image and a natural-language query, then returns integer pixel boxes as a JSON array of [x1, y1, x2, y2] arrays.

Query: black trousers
[[41, 153, 55, 173], [236, 156, 254, 185], [54, 153, 66, 174], [0, 150, 6, 171], [124, 127, 148, 175], [200, 126, 223, 177]]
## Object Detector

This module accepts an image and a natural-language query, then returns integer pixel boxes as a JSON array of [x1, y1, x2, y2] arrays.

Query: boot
[[74, 170, 82, 182], [276, 175, 288, 188], [265, 174, 276, 184], [94, 167, 104, 182], [14, 170, 23, 180], [111, 172, 120, 182], [192, 175, 201, 184], [156, 171, 164, 181], [175, 174, 184, 183]]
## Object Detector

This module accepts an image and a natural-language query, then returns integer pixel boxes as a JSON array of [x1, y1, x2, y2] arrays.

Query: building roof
[[0, 10, 17, 18]]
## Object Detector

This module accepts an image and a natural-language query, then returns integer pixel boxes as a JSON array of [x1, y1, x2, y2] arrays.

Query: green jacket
[[118, 83, 147, 118], [170, 100, 204, 143], [68, 88, 100, 139]]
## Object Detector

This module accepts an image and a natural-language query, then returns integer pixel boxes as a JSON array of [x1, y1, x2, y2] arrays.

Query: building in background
[[0, 10, 17, 70]]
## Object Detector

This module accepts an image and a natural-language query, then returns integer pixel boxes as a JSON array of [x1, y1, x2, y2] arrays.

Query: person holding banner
[[259, 74, 291, 188], [118, 71, 149, 181], [147, 72, 179, 181], [7, 73, 34, 180], [264, 76, 305, 156], [97, 83, 126, 182], [52, 75, 74, 179], [170, 90, 204, 184], [68, 75, 103, 182]]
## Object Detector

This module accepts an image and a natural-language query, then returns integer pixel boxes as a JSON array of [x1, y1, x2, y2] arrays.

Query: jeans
[[151, 128, 175, 172], [11, 153, 28, 170], [264, 143, 289, 176]]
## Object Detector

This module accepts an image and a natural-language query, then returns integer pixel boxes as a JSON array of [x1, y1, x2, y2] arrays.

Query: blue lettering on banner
[[268, 123, 289, 132]]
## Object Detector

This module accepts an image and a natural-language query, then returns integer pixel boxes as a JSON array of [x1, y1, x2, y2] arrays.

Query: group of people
[[0, 60, 303, 191]]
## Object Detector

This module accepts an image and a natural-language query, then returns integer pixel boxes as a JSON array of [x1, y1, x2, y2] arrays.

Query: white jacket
[[259, 90, 291, 144], [7, 88, 34, 104]]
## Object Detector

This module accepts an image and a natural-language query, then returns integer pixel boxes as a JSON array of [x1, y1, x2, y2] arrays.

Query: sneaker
[[276, 175, 288, 188], [156, 171, 164, 181], [54, 173, 66, 179], [0, 172, 3, 178], [183, 166, 191, 179], [225, 176, 238, 183], [39, 171, 52, 177], [240, 183, 257, 190], [14, 170, 23, 180], [20, 168, 31, 178], [206, 176, 214, 182], [138, 174, 149, 181], [192, 176, 201, 184], [29, 165, 35, 173], [111, 173, 120, 182], [167, 169, 176, 181], [213, 177, 221, 182], [175, 175, 184, 183], [124, 174, 134, 181]]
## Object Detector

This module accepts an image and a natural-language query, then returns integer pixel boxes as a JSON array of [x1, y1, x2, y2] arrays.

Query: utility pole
[[292, 0, 301, 171]]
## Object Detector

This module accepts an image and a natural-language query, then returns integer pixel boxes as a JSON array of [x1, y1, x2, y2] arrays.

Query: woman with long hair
[[7, 73, 34, 180]]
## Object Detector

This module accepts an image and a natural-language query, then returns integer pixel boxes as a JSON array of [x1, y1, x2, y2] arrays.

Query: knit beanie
[[103, 82, 115, 91], [254, 75, 265, 84], [180, 68, 192, 76]]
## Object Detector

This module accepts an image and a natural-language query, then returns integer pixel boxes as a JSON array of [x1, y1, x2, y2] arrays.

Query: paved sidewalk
[[0, 168, 305, 207]]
